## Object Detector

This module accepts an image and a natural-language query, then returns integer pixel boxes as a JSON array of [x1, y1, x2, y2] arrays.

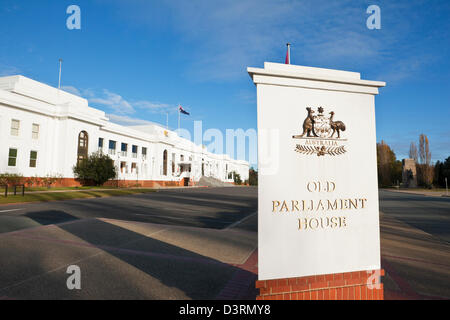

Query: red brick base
[[256, 270, 384, 300], [19, 177, 197, 188]]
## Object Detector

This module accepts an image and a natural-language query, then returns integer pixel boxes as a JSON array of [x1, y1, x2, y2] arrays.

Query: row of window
[[7, 148, 38, 168], [98, 138, 147, 159], [10, 119, 40, 139]]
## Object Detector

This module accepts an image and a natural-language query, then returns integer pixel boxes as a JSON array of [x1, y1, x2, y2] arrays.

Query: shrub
[[73, 152, 117, 186], [41, 174, 63, 188], [232, 171, 242, 185], [0, 173, 24, 186]]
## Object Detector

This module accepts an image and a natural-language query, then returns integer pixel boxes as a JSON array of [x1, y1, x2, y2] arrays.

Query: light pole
[[446, 177, 448, 196]]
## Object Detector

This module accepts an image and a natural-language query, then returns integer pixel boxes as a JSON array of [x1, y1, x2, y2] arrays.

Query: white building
[[0, 75, 249, 187]]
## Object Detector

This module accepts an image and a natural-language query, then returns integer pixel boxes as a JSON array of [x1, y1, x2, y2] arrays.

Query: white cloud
[[87, 89, 177, 115], [89, 89, 134, 114], [133, 100, 177, 114], [61, 86, 82, 96], [0, 65, 21, 76], [106, 114, 154, 126], [107, 0, 447, 83], [64, 86, 176, 122]]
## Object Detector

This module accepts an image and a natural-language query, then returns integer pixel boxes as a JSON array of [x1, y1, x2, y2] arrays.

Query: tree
[[434, 157, 450, 188], [377, 141, 399, 187], [232, 171, 242, 185], [249, 168, 258, 186], [409, 142, 418, 162], [73, 152, 117, 186], [417, 134, 433, 188]]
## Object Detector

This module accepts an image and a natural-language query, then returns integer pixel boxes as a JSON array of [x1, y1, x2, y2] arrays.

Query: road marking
[[0, 209, 24, 213], [133, 213, 233, 224], [225, 211, 257, 230]]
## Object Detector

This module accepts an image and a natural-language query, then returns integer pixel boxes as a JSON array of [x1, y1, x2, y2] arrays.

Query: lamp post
[[446, 177, 448, 196]]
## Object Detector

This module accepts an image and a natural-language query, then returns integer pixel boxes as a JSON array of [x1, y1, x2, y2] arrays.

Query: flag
[[179, 105, 190, 115]]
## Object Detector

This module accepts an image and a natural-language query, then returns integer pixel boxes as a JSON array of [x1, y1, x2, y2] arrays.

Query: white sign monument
[[248, 63, 386, 281]]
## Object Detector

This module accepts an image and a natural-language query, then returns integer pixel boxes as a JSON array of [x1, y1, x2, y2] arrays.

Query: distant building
[[0, 75, 249, 187], [402, 159, 417, 188]]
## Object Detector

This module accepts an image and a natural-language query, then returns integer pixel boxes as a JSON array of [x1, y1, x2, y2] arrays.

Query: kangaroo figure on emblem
[[299, 107, 319, 137]]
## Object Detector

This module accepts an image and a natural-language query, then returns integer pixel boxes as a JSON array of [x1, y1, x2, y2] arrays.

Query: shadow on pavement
[[25, 210, 79, 226], [56, 218, 257, 300]]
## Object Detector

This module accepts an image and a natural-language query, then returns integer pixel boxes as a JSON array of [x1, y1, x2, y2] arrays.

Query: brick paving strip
[[381, 258, 448, 300], [216, 249, 258, 300]]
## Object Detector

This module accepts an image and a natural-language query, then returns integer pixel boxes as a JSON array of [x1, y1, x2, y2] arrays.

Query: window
[[131, 163, 137, 173], [29, 151, 37, 168], [172, 153, 176, 175], [32, 124, 40, 139], [142, 147, 147, 159], [202, 159, 205, 176], [109, 140, 116, 155], [163, 150, 168, 176], [121, 143, 128, 157], [77, 131, 89, 165], [132, 145, 138, 158], [11, 120, 20, 136], [120, 161, 127, 173], [98, 138, 104, 148], [8, 148, 17, 166]]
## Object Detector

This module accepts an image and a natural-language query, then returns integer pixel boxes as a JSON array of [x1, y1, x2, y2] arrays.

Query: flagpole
[[178, 106, 180, 130], [287, 43, 291, 64], [58, 58, 63, 89], [166, 112, 169, 130]]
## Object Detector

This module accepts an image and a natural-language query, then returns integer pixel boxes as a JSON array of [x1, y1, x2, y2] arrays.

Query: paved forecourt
[[0, 187, 448, 299], [0, 187, 258, 300]]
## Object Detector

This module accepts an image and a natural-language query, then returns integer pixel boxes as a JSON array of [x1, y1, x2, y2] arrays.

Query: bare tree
[[418, 134, 433, 187], [409, 142, 418, 162]]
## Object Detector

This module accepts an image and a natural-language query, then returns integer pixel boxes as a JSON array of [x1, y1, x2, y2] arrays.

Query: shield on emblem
[[313, 114, 332, 138]]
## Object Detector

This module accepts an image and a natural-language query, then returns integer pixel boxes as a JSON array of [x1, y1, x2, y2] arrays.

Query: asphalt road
[[0, 187, 448, 299], [0, 187, 258, 234], [0, 187, 259, 300], [379, 189, 450, 243], [378, 190, 450, 299]]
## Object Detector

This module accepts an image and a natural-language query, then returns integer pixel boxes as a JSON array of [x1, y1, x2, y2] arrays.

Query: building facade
[[0, 76, 249, 187]]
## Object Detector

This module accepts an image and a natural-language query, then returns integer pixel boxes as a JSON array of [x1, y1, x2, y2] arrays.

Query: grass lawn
[[0, 186, 119, 192], [383, 186, 448, 192], [0, 188, 157, 205]]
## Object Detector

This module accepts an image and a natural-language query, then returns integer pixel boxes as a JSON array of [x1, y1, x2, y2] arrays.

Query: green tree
[[376, 141, 399, 187], [232, 171, 242, 185], [434, 157, 450, 188], [391, 160, 403, 186], [73, 152, 117, 186]]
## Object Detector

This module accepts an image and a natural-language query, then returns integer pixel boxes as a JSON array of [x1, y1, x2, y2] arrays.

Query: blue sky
[[1, 0, 449, 166]]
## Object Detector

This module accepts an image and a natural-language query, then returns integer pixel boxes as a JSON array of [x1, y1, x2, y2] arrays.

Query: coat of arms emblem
[[293, 107, 347, 157]]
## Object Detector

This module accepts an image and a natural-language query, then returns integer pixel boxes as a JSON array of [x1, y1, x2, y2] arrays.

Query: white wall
[[0, 76, 249, 183]]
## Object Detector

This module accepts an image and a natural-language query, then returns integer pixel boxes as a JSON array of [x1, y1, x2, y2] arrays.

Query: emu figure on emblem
[[329, 111, 346, 139]]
